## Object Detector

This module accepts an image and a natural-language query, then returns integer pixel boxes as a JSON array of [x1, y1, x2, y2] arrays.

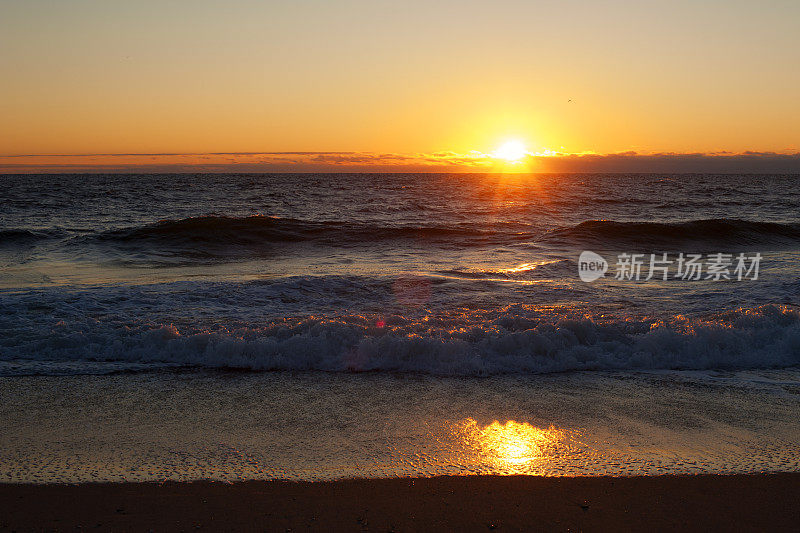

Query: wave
[[6, 216, 800, 261], [544, 219, 800, 249], [436, 260, 574, 280], [85, 217, 800, 253], [2, 304, 800, 376], [0, 229, 60, 247], [86, 215, 535, 255]]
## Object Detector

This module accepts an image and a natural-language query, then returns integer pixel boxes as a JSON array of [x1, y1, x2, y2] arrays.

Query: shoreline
[[2, 473, 799, 531]]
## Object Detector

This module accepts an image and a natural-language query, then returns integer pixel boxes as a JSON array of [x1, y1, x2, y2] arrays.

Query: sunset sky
[[2, 0, 799, 172]]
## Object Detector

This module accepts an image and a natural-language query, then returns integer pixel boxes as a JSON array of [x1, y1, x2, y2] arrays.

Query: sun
[[492, 140, 528, 162]]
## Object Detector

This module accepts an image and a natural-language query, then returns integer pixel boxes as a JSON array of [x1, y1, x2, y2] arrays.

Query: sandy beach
[[2, 473, 799, 532]]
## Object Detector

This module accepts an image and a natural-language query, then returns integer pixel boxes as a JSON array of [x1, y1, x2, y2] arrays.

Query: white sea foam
[[2, 289, 799, 376]]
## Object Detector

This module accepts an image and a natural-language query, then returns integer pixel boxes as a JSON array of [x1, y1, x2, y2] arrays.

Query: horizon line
[[3, 150, 800, 174]]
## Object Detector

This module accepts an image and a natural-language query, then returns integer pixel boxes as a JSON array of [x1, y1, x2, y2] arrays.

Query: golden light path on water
[[460, 418, 564, 466], [4, 372, 800, 483], [454, 418, 572, 474]]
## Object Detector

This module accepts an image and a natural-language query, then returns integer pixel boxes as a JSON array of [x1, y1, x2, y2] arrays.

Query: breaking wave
[[2, 303, 799, 376]]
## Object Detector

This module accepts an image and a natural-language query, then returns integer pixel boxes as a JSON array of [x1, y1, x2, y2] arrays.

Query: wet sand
[[1, 473, 799, 532]]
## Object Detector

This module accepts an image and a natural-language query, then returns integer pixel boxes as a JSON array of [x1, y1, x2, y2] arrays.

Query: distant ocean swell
[[4, 216, 800, 258], [2, 304, 799, 376]]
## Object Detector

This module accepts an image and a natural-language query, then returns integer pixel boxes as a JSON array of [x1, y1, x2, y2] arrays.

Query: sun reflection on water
[[459, 418, 565, 469]]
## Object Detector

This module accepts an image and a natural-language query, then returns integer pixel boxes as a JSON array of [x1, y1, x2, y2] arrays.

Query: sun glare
[[459, 418, 565, 467], [493, 140, 528, 162]]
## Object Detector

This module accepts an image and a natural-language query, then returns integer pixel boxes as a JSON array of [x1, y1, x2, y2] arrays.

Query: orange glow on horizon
[[2, 3, 799, 161], [3, 148, 799, 174]]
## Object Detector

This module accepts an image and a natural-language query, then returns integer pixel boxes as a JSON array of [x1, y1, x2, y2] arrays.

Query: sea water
[[1, 173, 799, 482]]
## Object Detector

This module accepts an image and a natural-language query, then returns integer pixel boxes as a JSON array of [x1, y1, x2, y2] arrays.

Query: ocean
[[1, 173, 800, 482]]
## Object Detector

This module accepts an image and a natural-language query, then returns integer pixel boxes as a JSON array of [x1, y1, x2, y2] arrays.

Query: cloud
[[2, 150, 800, 173], [534, 152, 800, 173]]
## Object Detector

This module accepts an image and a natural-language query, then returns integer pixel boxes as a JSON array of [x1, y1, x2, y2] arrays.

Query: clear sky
[[1, 0, 799, 171]]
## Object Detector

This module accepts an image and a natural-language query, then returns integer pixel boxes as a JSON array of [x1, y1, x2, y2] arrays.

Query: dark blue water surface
[[1, 173, 799, 376]]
